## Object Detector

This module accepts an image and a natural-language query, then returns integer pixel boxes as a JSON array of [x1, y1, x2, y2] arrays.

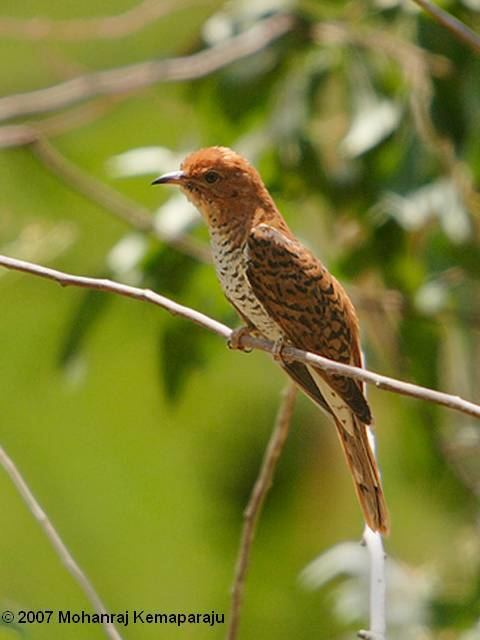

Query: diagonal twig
[[0, 444, 123, 640], [0, 14, 294, 123], [0, 0, 202, 41], [358, 527, 386, 640], [411, 0, 480, 54], [314, 19, 480, 220], [227, 382, 297, 640], [30, 137, 210, 263], [0, 254, 480, 420], [0, 96, 125, 149]]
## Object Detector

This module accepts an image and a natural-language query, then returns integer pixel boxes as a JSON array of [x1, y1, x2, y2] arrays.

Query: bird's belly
[[232, 289, 283, 340], [212, 243, 283, 340]]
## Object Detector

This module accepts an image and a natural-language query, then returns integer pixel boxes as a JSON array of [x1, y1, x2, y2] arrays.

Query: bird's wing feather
[[246, 223, 388, 533], [278, 360, 332, 417], [229, 296, 332, 416], [246, 223, 371, 424], [307, 367, 388, 532]]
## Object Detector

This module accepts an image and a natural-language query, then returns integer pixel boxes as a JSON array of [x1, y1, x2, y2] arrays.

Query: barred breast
[[210, 229, 283, 340]]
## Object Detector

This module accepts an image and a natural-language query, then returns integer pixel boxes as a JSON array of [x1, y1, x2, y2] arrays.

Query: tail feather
[[333, 414, 389, 534], [305, 367, 389, 534]]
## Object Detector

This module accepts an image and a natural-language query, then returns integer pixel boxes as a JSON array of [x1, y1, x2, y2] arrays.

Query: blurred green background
[[1, 0, 480, 638]]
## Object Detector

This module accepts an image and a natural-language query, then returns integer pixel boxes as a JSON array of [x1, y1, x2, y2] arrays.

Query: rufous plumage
[[153, 146, 389, 534]]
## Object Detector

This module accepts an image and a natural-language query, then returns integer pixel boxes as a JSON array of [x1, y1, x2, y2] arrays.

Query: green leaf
[[58, 286, 111, 369], [158, 319, 210, 403], [142, 244, 200, 298]]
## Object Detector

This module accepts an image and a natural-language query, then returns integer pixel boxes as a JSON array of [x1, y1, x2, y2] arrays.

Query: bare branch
[[314, 21, 452, 77], [0, 14, 294, 123], [314, 20, 480, 221], [227, 382, 297, 640], [0, 96, 124, 149], [0, 114, 210, 259], [31, 137, 210, 263], [359, 527, 386, 640], [0, 0, 202, 41], [410, 0, 480, 54], [0, 444, 123, 640], [360, 381, 386, 640], [1, 254, 480, 420]]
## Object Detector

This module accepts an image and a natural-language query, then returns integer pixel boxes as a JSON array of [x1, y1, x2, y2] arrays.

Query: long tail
[[333, 413, 389, 534], [302, 368, 389, 534], [280, 361, 389, 533]]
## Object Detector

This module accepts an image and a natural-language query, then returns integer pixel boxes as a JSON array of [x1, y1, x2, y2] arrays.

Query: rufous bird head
[[152, 146, 276, 227]]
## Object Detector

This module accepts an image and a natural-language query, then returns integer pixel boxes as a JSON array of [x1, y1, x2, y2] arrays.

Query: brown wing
[[246, 223, 389, 533], [228, 272, 333, 417], [278, 360, 332, 417], [246, 224, 371, 424]]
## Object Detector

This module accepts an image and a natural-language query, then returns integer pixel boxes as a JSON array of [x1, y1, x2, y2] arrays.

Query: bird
[[152, 146, 389, 534]]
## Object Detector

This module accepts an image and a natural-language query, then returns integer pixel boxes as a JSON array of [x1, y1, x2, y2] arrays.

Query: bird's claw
[[271, 336, 293, 362], [228, 326, 253, 352]]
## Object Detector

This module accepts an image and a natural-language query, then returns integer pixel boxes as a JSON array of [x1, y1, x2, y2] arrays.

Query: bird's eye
[[204, 170, 220, 184]]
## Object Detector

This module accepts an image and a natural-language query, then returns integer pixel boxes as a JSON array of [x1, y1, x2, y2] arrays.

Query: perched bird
[[153, 146, 388, 534]]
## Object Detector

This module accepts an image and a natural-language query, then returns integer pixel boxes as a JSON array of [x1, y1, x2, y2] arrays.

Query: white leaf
[[301, 542, 434, 633], [153, 194, 200, 240], [107, 147, 184, 178], [383, 178, 471, 242], [342, 98, 402, 157], [415, 281, 448, 315], [107, 233, 147, 279]]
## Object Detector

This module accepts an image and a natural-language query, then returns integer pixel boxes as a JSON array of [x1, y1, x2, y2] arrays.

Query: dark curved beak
[[151, 170, 185, 186]]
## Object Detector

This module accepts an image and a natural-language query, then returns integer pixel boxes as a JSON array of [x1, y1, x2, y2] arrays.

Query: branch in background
[[0, 96, 125, 149], [0, 0, 202, 41], [227, 382, 297, 640], [0, 108, 210, 261], [5, 127, 478, 326], [31, 137, 210, 263], [314, 21, 451, 77], [11, 124, 473, 327], [1, 254, 480, 420], [0, 14, 294, 123], [0, 445, 123, 640], [403, 0, 480, 217], [359, 527, 386, 640], [411, 0, 480, 55], [314, 20, 480, 220]]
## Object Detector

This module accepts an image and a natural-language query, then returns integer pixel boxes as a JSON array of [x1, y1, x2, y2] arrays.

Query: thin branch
[[1, 254, 480, 420], [0, 96, 125, 149], [32, 137, 150, 229], [0, 112, 210, 260], [0, 253, 228, 332], [358, 527, 386, 640], [0, 0, 202, 41], [31, 137, 210, 263], [4, 131, 480, 323], [0, 14, 294, 123], [0, 444, 123, 640], [358, 373, 386, 640], [314, 21, 451, 77], [227, 382, 297, 640], [411, 0, 480, 54], [315, 20, 480, 220]]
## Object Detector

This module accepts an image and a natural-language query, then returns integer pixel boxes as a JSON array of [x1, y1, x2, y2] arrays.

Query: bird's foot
[[228, 326, 253, 353], [271, 336, 293, 363]]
